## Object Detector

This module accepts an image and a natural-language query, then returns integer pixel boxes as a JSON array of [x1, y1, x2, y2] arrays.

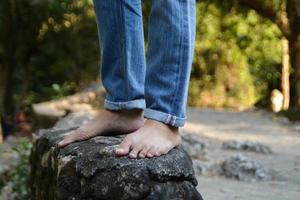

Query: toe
[[146, 147, 156, 158], [154, 149, 163, 157], [129, 147, 140, 159], [147, 152, 154, 158], [57, 138, 70, 148], [154, 151, 161, 157], [57, 131, 81, 148], [138, 147, 149, 158], [154, 146, 169, 157], [115, 135, 132, 156]]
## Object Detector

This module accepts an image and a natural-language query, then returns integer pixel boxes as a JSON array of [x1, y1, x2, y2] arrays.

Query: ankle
[[146, 119, 179, 132], [168, 125, 179, 133], [105, 108, 143, 117]]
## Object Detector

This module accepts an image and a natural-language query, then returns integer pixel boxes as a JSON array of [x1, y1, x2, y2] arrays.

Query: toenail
[[130, 153, 136, 158], [58, 141, 64, 146], [116, 148, 122, 152]]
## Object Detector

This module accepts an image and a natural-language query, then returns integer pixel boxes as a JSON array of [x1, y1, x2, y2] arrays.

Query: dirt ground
[[182, 108, 300, 200]]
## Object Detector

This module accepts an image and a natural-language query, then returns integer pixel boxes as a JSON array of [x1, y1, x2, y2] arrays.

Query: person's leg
[[58, 0, 146, 148], [116, 0, 196, 158]]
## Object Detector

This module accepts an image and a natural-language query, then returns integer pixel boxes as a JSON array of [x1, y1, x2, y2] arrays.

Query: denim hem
[[144, 108, 185, 127], [104, 99, 146, 110]]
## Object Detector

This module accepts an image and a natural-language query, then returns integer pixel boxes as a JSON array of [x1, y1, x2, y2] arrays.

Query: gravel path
[[183, 108, 300, 200]]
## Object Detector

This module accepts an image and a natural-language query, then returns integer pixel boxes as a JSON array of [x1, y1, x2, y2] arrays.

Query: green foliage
[[25, 82, 77, 106], [0, 0, 285, 113], [0, 0, 99, 113], [8, 139, 33, 200], [189, 2, 282, 108]]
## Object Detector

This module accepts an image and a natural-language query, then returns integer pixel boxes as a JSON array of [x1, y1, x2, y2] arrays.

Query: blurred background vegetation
[[1, 0, 300, 138], [1, 0, 300, 198]]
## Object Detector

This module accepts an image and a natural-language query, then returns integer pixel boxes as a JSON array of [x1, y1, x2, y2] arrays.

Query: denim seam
[[144, 108, 186, 127], [165, 114, 171, 124], [145, 108, 186, 120], [119, 1, 130, 101], [171, 116, 176, 126], [170, 0, 184, 118], [104, 99, 145, 110], [105, 99, 144, 104]]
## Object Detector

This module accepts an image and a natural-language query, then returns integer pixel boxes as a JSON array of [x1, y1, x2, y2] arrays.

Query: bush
[[189, 3, 281, 108], [2, 139, 33, 200]]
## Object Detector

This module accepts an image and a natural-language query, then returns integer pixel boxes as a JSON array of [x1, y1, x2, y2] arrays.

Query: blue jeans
[[93, 0, 196, 127]]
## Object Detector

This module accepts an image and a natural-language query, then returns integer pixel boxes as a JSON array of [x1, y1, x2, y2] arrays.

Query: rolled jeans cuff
[[104, 99, 146, 110], [144, 108, 185, 127]]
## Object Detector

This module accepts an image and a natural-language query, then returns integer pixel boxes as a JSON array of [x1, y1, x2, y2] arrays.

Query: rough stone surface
[[221, 154, 272, 181], [222, 140, 272, 154], [30, 127, 203, 200]]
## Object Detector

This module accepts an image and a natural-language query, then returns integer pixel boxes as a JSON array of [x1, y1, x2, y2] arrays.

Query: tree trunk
[[0, 67, 7, 143], [0, 0, 17, 117], [0, 68, 7, 116], [292, 37, 300, 108], [281, 37, 290, 110], [287, 0, 300, 109], [0, 117, 3, 144]]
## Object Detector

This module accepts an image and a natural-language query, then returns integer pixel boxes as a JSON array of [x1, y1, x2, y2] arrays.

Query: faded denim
[[93, 0, 196, 127]]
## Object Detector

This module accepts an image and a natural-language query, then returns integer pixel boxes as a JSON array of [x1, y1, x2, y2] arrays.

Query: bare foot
[[115, 119, 182, 158], [57, 109, 144, 148]]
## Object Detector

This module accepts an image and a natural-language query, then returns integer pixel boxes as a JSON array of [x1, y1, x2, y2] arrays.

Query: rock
[[30, 128, 203, 200], [270, 89, 283, 112], [222, 140, 272, 154], [193, 160, 222, 176], [31, 88, 105, 129], [221, 154, 272, 181], [294, 125, 300, 132], [181, 134, 205, 159]]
